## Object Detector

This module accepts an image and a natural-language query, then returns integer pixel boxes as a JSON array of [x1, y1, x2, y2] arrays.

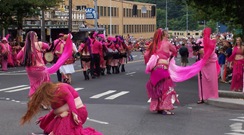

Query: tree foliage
[[0, 0, 62, 30], [184, 0, 244, 36], [130, 0, 201, 31]]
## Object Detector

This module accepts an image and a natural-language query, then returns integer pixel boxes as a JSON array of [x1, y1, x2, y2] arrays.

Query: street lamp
[[110, 0, 112, 36], [94, 0, 98, 32], [186, 2, 188, 37], [165, 0, 168, 30], [68, 0, 72, 32]]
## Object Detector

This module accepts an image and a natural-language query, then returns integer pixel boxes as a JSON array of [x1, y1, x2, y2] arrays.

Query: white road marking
[[0, 85, 28, 92], [75, 88, 84, 91], [90, 90, 116, 99], [105, 91, 129, 100], [87, 117, 109, 125], [126, 72, 136, 75], [5, 86, 30, 92], [230, 119, 244, 122]]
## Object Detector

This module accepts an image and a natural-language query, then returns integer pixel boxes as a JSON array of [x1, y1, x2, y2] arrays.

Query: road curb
[[219, 90, 244, 99], [207, 98, 244, 110]]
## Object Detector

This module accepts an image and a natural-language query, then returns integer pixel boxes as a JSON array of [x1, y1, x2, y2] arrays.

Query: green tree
[[0, 0, 61, 38], [185, 0, 244, 37]]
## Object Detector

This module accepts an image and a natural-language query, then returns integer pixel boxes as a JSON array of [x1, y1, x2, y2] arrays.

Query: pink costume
[[145, 39, 179, 112], [227, 46, 244, 91], [17, 35, 73, 96], [168, 28, 219, 100], [17, 42, 50, 96], [0, 38, 14, 71], [38, 83, 102, 135], [198, 50, 219, 100]]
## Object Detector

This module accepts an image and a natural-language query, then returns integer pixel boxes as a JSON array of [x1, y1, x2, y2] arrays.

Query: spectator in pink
[[227, 37, 244, 92]]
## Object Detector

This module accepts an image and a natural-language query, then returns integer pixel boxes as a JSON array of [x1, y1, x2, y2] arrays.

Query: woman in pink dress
[[17, 31, 72, 97], [20, 82, 102, 135], [227, 37, 244, 92], [145, 28, 179, 115], [197, 42, 219, 103], [17, 31, 51, 97]]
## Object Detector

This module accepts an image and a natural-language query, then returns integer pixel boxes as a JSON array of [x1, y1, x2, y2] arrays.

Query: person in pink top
[[105, 36, 116, 74], [0, 37, 13, 71], [196, 35, 219, 104], [20, 82, 103, 135], [78, 38, 92, 80], [116, 36, 128, 72], [90, 32, 102, 78], [53, 33, 65, 82], [227, 37, 244, 92], [17, 31, 50, 97], [145, 28, 179, 115], [97, 34, 108, 75]]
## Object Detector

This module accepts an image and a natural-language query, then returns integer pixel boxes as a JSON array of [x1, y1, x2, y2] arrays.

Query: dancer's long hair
[[22, 31, 37, 67], [148, 28, 164, 57], [20, 82, 58, 125]]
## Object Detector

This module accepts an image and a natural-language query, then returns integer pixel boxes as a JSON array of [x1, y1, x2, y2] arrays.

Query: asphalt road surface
[[0, 52, 243, 135]]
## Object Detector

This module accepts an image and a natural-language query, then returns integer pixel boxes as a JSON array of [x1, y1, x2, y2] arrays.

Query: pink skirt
[[39, 105, 103, 135], [231, 60, 244, 91], [146, 67, 178, 112], [26, 66, 50, 96]]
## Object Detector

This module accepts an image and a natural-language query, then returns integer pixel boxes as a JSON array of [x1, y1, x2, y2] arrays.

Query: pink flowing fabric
[[145, 54, 158, 74], [169, 28, 220, 82], [47, 34, 72, 74]]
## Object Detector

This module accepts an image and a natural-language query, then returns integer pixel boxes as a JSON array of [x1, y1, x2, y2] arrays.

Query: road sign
[[85, 8, 97, 19]]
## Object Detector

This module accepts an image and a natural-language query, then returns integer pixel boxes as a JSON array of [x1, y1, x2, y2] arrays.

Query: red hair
[[20, 82, 59, 125], [148, 28, 164, 56]]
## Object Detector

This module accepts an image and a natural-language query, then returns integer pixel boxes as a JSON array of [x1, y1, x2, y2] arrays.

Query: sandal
[[162, 110, 174, 115], [197, 100, 205, 104], [63, 78, 69, 84]]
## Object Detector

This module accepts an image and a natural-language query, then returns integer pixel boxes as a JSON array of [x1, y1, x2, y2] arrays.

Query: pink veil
[[168, 28, 220, 82], [47, 34, 73, 74]]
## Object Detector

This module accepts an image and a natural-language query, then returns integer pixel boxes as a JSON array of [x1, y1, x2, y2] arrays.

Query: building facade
[[19, 0, 156, 41]]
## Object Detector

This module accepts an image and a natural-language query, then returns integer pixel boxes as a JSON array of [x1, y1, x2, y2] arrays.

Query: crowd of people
[[0, 27, 243, 133]]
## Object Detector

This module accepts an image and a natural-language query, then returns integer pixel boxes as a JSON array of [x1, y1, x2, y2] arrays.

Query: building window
[[104, 7, 107, 16], [108, 7, 110, 16], [114, 7, 117, 17], [100, 6, 104, 16]]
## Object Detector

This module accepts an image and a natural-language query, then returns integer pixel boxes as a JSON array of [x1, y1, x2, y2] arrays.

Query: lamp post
[[186, 2, 188, 37], [94, 0, 98, 32], [110, 0, 112, 35], [40, 9, 46, 42], [68, 0, 72, 32], [165, 0, 168, 30]]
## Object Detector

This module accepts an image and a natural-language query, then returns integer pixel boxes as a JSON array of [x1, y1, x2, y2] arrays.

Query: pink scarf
[[47, 34, 73, 74]]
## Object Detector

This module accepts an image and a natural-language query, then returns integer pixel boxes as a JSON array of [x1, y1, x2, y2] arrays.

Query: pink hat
[[2, 37, 8, 42], [59, 33, 64, 37], [107, 36, 116, 41], [97, 34, 105, 39], [92, 32, 98, 38]]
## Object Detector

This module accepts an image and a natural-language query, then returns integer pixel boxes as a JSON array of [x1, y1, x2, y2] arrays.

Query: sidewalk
[[207, 82, 244, 110]]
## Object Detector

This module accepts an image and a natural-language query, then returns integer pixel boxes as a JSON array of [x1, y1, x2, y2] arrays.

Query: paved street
[[0, 52, 243, 135]]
